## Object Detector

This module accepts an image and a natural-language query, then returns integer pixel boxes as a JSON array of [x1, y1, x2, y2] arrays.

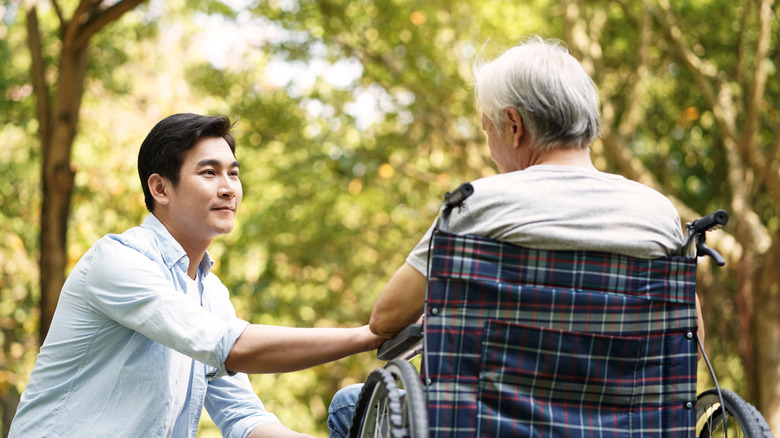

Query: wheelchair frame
[[348, 182, 772, 438]]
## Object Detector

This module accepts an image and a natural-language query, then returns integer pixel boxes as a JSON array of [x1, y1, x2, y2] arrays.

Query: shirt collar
[[141, 214, 215, 277]]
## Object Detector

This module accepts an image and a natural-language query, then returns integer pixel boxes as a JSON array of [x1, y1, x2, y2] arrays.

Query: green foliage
[[579, 1, 778, 402], [0, 3, 33, 122], [0, 3, 44, 428], [0, 125, 42, 421], [2, 0, 778, 435], [182, 1, 562, 433]]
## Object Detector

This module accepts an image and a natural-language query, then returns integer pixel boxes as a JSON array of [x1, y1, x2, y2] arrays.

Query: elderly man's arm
[[369, 263, 427, 338]]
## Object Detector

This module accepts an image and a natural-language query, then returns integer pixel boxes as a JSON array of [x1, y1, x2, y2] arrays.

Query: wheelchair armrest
[[376, 323, 423, 361]]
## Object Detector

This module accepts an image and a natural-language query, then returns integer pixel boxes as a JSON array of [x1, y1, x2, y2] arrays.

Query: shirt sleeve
[[406, 221, 437, 276], [82, 236, 248, 371], [204, 372, 281, 438]]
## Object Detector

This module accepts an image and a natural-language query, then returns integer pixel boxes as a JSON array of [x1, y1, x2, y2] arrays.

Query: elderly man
[[328, 36, 699, 437]]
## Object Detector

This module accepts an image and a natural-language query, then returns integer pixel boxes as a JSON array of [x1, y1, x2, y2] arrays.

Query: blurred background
[[0, 0, 778, 436]]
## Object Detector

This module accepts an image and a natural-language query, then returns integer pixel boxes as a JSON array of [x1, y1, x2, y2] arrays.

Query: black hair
[[138, 113, 236, 212]]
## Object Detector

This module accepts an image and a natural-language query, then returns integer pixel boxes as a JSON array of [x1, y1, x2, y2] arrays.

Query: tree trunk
[[755, 236, 780, 432], [39, 143, 74, 343], [28, 0, 148, 344], [38, 37, 89, 344], [1, 385, 20, 437]]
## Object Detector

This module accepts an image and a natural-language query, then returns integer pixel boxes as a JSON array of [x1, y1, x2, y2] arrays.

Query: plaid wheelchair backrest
[[422, 231, 699, 438]]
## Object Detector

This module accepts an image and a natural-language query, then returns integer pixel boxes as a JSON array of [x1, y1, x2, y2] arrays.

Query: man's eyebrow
[[196, 159, 240, 168]]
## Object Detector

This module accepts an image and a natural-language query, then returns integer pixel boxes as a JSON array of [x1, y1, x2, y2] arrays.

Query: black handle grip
[[443, 182, 474, 208], [690, 209, 729, 234]]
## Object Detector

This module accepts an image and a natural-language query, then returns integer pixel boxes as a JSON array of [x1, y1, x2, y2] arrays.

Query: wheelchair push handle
[[443, 182, 474, 209], [683, 209, 728, 267], [690, 209, 728, 234], [438, 182, 475, 233]]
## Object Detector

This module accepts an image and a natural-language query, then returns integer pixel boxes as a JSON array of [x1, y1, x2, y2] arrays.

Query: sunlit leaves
[[187, 1, 545, 433], [3, 0, 778, 434]]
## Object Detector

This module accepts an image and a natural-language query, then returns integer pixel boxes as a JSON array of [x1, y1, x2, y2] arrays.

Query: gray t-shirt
[[407, 165, 683, 275]]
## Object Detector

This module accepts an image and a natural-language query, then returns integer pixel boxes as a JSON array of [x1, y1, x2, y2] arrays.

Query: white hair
[[473, 36, 601, 151]]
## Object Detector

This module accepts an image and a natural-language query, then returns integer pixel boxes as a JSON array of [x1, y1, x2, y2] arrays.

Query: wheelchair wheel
[[349, 367, 403, 438], [384, 359, 428, 437], [696, 388, 773, 438], [348, 360, 428, 438]]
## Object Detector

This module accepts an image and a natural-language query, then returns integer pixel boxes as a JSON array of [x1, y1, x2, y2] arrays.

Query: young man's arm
[[368, 262, 427, 339], [225, 324, 384, 374], [247, 422, 315, 438]]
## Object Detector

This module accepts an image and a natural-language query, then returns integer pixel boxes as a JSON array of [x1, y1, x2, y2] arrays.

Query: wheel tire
[[383, 359, 428, 438], [696, 388, 773, 438], [348, 368, 404, 438]]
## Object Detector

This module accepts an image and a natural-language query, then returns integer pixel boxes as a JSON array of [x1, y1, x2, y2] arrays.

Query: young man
[[10, 113, 384, 438]]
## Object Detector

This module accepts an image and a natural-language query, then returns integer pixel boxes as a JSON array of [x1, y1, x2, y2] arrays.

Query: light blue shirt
[[10, 214, 280, 437]]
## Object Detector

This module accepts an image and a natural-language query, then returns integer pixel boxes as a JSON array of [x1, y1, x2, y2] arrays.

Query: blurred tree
[[1, 0, 148, 433], [2, 0, 778, 436], [210, 0, 780, 433], [186, 0, 556, 434], [557, 0, 779, 431], [25, 0, 146, 343], [0, 4, 41, 436]]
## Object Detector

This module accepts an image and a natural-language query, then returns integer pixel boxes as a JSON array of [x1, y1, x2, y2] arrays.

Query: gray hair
[[473, 36, 601, 151]]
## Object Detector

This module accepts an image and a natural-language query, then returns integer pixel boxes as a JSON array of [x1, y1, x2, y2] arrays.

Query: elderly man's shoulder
[[468, 167, 677, 211]]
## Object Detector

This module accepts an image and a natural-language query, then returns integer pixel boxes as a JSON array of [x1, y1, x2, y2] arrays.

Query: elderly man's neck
[[522, 145, 597, 171]]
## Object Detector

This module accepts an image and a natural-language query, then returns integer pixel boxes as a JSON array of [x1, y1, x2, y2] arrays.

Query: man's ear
[[504, 107, 524, 148], [148, 174, 171, 206]]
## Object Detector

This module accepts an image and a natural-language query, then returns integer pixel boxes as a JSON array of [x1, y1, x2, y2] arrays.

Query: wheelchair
[[348, 183, 773, 438]]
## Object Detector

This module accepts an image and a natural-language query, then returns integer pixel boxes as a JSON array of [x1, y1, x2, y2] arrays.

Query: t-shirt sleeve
[[405, 220, 437, 276]]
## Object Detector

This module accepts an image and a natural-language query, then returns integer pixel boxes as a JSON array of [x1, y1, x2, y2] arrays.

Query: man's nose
[[218, 178, 238, 198]]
